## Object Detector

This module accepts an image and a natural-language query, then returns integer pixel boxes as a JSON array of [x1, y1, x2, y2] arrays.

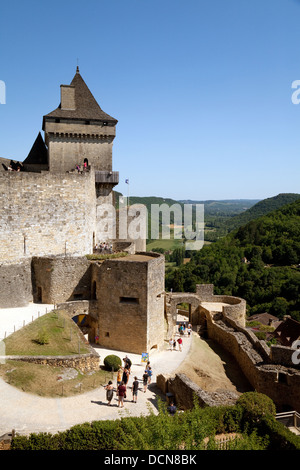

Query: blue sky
[[0, 0, 300, 200]]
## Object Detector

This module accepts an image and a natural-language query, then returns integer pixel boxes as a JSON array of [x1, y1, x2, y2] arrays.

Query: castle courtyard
[[0, 305, 251, 437]]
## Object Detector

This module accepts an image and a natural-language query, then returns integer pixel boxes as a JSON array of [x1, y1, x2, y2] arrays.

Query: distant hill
[[224, 193, 300, 233], [165, 198, 300, 319], [120, 194, 259, 217], [178, 199, 260, 216]]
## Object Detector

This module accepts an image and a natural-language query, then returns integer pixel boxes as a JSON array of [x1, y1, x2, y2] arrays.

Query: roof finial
[[76, 58, 79, 73]]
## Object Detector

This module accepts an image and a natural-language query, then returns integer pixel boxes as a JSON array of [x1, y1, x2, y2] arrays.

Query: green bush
[[236, 392, 276, 430], [103, 354, 122, 371], [36, 328, 49, 345]]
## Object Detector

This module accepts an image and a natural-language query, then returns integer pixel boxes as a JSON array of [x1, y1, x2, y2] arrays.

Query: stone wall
[[46, 131, 114, 173], [0, 171, 96, 263], [158, 373, 239, 410], [5, 353, 100, 372], [206, 313, 300, 412], [0, 260, 33, 308], [196, 284, 246, 327], [92, 253, 165, 354], [270, 344, 300, 368], [31, 256, 92, 304], [146, 252, 165, 352]]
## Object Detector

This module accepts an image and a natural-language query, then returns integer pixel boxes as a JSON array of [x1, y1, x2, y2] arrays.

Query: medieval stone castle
[[0, 69, 299, 413]]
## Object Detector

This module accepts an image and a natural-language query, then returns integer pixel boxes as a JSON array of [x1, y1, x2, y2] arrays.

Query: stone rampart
[[0, 170, 96, 263], [206, 314, 300, 411]]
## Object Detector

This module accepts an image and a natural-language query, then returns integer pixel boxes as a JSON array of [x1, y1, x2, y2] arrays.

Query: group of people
[[178, 321, 192, 336], [104, 356, 153, 408], [75, 159, 89, 173], [169, 321, 192, 352], [2, 160, 23, 172], [94, 242, 113, 254]]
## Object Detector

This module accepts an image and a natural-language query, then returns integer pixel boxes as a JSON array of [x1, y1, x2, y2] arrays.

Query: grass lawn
[[0, 359, 112, 397], [0, 309, 114, 397], [3, 309, 90, 356]]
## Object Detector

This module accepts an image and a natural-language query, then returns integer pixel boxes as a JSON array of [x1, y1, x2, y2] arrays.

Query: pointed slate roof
[[43, 67, 117, 126], [274, 317, 300, 346], [23, 132, 48, 165]]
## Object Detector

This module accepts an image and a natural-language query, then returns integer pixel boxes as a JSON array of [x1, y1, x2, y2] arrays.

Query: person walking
[[177, 336, 183, 352], [132, 376, 139, 403], [117, 381, 126, 407], [117, 366, 123, 387], [147, 366, 153, 384], [104, 381, 114, 406], [122, 367, 130, 386], [173, 338, 176, 351], [143, 371, 149, 393]]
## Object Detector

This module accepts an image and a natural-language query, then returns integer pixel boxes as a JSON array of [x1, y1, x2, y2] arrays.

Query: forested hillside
[[224, 193, 300, 234], [165, 199, 300, 320]]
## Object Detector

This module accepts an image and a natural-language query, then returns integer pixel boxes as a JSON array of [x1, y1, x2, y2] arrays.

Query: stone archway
[[166, 292, 202, 337]]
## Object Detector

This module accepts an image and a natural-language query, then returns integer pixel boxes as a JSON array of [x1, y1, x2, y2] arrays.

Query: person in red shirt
[[177, 337, 183, 352], [117, 381, 126, 407]]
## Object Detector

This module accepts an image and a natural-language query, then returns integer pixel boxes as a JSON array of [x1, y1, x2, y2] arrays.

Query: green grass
[[86, 252, 128, 260], [146, 238, 184, 251], [4, 310, 90, 356], [0, 359, 111, 397]]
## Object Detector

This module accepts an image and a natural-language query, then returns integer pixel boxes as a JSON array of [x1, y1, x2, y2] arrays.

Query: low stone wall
[[157, 373, 239, 410], [270, 344, 300, 368], [196, 284, 246, 326], [4, 353, 100, 372]]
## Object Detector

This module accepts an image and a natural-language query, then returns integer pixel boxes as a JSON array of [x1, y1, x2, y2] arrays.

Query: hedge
[[10, 394, 300, 450]]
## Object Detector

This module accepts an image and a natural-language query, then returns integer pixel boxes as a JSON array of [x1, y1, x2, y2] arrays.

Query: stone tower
[[42, 67, 119, 244], [42, 66, 118, 174]]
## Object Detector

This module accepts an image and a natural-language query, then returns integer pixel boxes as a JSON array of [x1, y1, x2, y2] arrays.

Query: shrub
[[236, 392, 276, 430], [103, 354, 122, 371], [35, 328, 49, 345]]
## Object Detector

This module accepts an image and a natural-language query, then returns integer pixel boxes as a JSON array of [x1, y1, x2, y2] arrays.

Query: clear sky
[[0, 0, 300, 201]]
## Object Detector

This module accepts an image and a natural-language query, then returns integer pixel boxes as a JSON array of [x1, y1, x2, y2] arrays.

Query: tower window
[[120, 297, 139, 304]]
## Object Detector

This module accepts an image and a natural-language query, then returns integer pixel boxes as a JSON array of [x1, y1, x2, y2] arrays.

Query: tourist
[[104, 380, 114, 406], [187, 326, 192, 337], [132, 376, 139, 403], [168, 401, 177, 416], [169, 338, 173, 350], [117, 366, 123, 387], [122, 367, 130, 385], [117, 381, 126, 407], [147, 366, 153, 384], [177, 336, 183, 352], [173, 338, 176, 351], [123, 355, 132, 371], [143, 371, 149, 392]]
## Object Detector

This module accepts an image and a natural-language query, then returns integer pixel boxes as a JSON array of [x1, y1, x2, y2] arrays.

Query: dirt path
[[174, 333, 252, 394]]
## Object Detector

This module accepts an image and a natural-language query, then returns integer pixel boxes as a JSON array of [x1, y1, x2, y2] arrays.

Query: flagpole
[[125, 179, 130, 209]]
